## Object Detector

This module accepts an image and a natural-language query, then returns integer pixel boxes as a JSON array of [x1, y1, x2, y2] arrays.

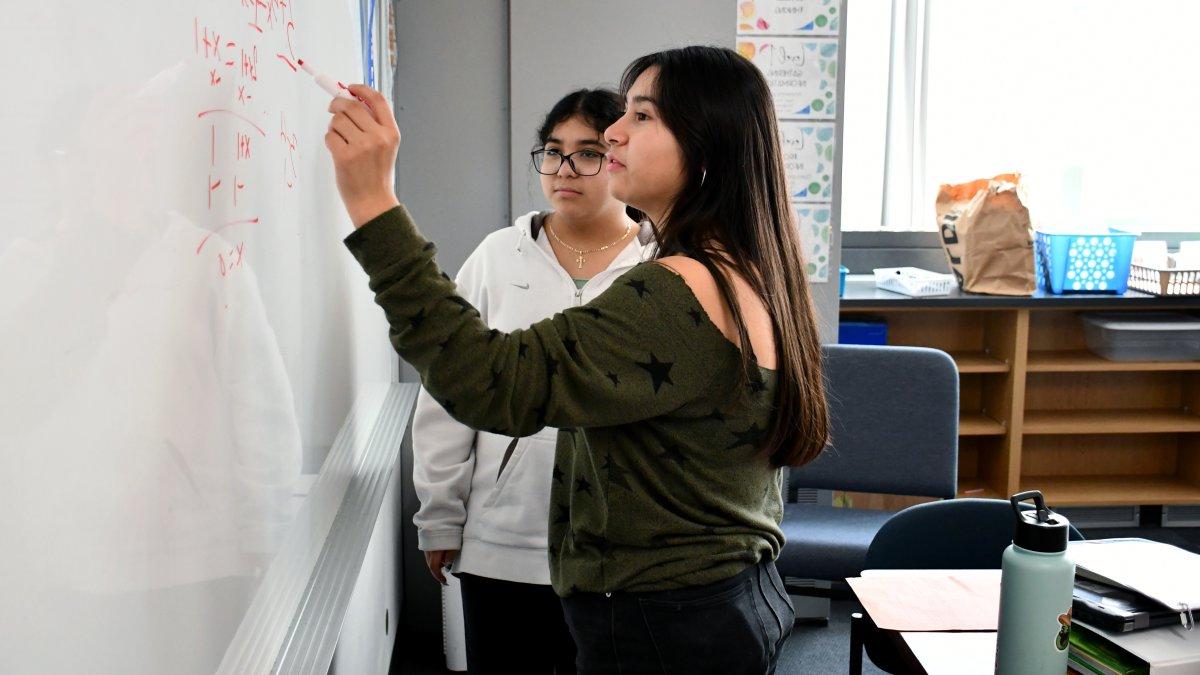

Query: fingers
[[346, 84, 396, 129], [425, 551, 447, 585], [327, 113, 359, 145], [327, 98, 373, 133]]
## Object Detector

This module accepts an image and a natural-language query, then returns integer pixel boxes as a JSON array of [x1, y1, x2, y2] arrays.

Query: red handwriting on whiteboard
[[236, 133, 252, 160], [218, 243, 246, 277], [279, 112, 299, 189], [196, 218, 261, 255], [240, 45, 259, 81], [197, 109, 267, 137], [194, 3, 299, 277]]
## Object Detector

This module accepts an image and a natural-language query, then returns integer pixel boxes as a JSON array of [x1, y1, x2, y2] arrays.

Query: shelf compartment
[[1023, 409, 1200, 435], [957, 479, 1002, 499], [960, 413, 1006, 436], [951, 351, 1010, 373], [1021, 475, 1200, 506], [1028, 350, 1200, 372]]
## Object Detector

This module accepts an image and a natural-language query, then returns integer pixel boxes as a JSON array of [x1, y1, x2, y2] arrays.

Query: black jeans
[[560, 560, 795, 675], [458, 572, 577, 675]]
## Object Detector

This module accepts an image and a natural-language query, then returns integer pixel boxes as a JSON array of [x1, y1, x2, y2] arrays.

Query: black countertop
[[841, 276, 1200, 310]]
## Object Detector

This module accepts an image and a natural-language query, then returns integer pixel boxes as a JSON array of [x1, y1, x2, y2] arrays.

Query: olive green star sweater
[[345, 205, 784, 595]]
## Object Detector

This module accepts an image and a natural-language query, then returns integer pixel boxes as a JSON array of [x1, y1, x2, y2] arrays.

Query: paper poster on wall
[[736, 0, 840, 36], [795, 204, 832, 281], [738, 37, 837, 119], [780, 121, 835, 201]]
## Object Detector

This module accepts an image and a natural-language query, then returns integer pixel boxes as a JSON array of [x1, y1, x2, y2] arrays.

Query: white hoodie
[[412, 211, 655, 585]]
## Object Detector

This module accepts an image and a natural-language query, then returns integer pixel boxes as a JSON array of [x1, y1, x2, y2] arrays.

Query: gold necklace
[[547, 218, 634, 270]]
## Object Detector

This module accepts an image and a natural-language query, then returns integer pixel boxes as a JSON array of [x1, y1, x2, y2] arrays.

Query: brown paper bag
[[935, 173, 1036, 296]]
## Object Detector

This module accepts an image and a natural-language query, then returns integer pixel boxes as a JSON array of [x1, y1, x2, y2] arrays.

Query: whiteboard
[[0, 1, 392, 672]]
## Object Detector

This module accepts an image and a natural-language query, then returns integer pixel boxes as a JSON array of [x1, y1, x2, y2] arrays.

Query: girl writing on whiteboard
[[412, 88, 647, 675], [325, 46, 828, 675]]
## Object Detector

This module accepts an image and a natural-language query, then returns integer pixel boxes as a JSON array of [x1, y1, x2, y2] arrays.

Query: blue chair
[[849, 498, 1086, 674], [777, 344, 960, 595]]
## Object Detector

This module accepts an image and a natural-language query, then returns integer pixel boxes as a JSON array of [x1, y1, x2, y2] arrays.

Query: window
[[842, 0, 1200, 233]]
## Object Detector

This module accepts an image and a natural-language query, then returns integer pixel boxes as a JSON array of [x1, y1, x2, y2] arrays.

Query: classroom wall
[[391, 0, 512, 635], [389, 0, 842, 638]]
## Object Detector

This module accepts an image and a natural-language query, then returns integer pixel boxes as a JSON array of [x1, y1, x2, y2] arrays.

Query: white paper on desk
[[901, 631, 997, 675], [847, 569, 1001, 631], [1068, 539, 1200, 616]]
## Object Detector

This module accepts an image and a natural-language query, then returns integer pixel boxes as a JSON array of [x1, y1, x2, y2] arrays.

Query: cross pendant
[[577, 253, 586, 269]]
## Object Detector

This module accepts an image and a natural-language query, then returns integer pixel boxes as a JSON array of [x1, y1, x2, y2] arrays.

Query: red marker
[[297, 58, 354, 100]]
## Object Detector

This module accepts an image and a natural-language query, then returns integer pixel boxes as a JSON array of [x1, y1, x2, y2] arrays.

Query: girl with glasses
[[326, 46, 829, 675], [409, 88, 646, 675]]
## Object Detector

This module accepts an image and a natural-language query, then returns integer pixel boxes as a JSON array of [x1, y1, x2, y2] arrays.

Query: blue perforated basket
[[1034, 230, 1137, 294]]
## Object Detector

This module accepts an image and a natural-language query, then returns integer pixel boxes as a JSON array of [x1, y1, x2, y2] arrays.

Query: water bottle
[[995, 490, 1076, 675]]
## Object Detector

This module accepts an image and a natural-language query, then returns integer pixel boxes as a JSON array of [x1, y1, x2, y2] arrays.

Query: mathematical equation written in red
[[193, 0, 302, 280]]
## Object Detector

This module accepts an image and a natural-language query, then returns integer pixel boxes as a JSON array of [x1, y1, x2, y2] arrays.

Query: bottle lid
[[1010, 490, 1069, 553]]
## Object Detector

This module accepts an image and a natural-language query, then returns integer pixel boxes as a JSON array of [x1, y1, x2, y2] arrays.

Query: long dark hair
[[621, 46, 829, 468]]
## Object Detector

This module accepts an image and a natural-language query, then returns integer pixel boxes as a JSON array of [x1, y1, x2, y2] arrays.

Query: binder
[[1073, 577, 1182, 633], [1068, 539, 1200, 631]]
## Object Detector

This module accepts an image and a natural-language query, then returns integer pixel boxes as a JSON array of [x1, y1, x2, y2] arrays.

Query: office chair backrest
[[788, 344, 959, 498], [864, 498, 1086, 570]]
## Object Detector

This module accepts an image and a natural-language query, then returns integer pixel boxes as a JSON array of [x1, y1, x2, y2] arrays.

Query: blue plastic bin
[[839, 320, 887, 345], [1034, 229, 1137, 294]]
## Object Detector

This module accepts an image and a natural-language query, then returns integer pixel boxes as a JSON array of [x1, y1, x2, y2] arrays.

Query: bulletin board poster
[[795, 204, 832, 282], [780, 122, 835, 201], [736, 0, 840, 36], [738, 37, 838, 119]]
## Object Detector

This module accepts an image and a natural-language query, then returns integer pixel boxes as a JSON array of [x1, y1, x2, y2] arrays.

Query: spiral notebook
[[1068, 539, 1200, 631]]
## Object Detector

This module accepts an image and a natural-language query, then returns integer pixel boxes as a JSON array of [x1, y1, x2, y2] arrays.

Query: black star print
[[688, 308, 703, 327], [440, 271, 452, 281], [545, 355, 559, 377], [726, 423, 767, 450], [563, 338, 578, 359], [518, 342, 529, 358], [487, 369, 502, 391], [422, 241, 436, 252], [708, 408, 726, 422], [635, 353, 675, 393], [554, 503, 570, 524], [552, 465, 565, 483], [486, 328, 500, 343], [409, 308, 426, 329], [625, 279, 651, 297], [658, 444, 687, 469], [582, 307, 602, 319], [601, 455, 633, 491], [574, 476, 592, 496], [606, 372, 620, 387]]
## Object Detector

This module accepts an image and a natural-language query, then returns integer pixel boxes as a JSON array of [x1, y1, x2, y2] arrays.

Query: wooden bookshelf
[[841, 281, 1200, 508], [960, 413, 1006, 436]]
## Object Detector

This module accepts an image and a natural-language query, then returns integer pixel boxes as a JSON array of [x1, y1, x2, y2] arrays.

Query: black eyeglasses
[[531, 147, 606, 176]]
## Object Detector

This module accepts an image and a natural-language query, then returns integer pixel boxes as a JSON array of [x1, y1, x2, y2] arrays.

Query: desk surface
[[841, 276, 1200, 310], [900, 632, 997, 675]]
